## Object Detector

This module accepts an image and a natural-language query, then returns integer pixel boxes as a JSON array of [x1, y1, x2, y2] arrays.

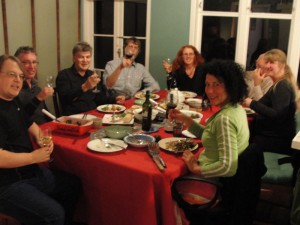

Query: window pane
[[247, 18, 290, 69], [94, 37, 113, 69], [94, 0, 114, 34], [201, 16, 237, 62], [124, 0, 147, 36], [203, 0, 239, 12], [251, 0, 293, 14]]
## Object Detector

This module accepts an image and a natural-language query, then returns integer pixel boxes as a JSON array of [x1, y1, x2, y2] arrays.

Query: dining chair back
[[172, 143, 266, 225], [52, 87, 61, 118]]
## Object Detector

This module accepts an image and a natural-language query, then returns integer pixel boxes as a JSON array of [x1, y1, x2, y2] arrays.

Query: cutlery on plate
[[100, 139, 125, 149], [82, 113, 88, 119]]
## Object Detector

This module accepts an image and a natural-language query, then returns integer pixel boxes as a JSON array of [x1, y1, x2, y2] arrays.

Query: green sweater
[[189, 103, 249, 178]]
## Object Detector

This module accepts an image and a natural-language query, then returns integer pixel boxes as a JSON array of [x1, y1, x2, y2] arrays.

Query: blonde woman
[[244, 49, 298, 156]]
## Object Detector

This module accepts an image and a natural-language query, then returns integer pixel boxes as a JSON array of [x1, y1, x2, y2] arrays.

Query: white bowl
[[180, 110, 203, 123], [123, 134, 155, 148], [133, 108, 158, 121], [185, 98, 202, 109]]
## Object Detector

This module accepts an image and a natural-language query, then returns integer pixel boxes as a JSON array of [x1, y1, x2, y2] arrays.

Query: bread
[[123, 114, 133, 123]]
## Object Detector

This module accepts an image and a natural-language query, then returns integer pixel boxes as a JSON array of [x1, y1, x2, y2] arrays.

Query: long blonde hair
[[264, 49, 299, 102]]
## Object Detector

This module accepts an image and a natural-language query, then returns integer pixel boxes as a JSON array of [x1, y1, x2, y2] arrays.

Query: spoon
[[127, 133, 145, 145]]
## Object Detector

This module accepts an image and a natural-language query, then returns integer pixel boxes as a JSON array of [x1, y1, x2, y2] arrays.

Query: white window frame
[[82, 0, 151, 69], [189, 0, 300, 78]]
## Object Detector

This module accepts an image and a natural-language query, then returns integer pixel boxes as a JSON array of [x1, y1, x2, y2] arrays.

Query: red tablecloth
[[44, 91, 219, 225]]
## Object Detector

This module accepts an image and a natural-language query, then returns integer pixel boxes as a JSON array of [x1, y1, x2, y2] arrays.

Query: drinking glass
[[46, 75, 54, 87], [162, 58, 173, 74], [39, 127, 54, 162], [124, 49, 134, 59], [92, 70, 101, 93]]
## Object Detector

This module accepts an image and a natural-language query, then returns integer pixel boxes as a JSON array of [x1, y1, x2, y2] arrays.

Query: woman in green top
[[169, 59, 249, 178]]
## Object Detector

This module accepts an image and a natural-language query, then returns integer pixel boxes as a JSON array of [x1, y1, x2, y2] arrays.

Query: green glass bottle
[[142, 90, 152, 131]]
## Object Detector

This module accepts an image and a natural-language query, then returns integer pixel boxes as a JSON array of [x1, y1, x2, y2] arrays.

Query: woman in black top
[[244, 49, 299, 156], [163, 45, 205, 95]]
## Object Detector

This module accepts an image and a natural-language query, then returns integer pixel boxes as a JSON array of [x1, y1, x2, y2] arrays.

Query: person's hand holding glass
[[163, 58, 173, 74], [37, 127, 54, 162], [92, 70, 101, 93]]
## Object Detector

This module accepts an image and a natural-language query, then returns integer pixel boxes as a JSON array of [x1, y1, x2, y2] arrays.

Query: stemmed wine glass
[[39, 127, 54, 162], [162, 58, 173, 74], [124, 49, 134, 60], [92, 69, 101, 93]]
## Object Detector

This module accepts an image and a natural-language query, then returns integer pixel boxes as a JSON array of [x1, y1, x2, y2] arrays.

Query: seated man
[[103, 37, 160, 99], [56, 41, 125, 116], [15, 46, 54, 124], [245, 53, 273, 101], [0, 55, 81, 225]]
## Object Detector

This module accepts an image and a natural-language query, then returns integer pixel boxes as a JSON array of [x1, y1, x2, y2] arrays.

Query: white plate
[[87, 138, 127, 153], [182, 130, 197, 138], [69, 114, 97, 120], [97, 104, 126, 113], [244, 107, 255, 115], [158, 137, 198, 153], [134, 92, 160, 100], [182, 91, 197, 98], [102, 114, 134, 125], [180, 110, 203, 123]]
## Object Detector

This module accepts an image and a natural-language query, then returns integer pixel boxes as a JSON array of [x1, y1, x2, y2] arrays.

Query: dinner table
[[42, 90, 220, 225]]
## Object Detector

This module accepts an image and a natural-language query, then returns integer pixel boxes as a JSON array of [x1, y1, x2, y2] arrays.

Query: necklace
[[185, 66, 195, 78]]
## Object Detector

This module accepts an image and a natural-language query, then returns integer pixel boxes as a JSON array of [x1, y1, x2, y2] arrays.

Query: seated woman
[[170, 59, 257, 224], [163, 45, 204, 95], [244, 49, 299, 156], [169, 59, 249, 177]]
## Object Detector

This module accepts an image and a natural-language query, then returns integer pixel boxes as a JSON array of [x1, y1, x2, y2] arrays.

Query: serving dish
[[104, 125, 133, 139], [53, 116, 92, 136], [180, 110, 203, 123], [133, 108, 159, 121], [158, 137, 198, 153], [185, 98, 202, 108], [69, 114, 97, 120], [102, 113, 134, 125], [97, 104, 126, 113], [123, 134, 155, 148], [181, 91, 197, 98]]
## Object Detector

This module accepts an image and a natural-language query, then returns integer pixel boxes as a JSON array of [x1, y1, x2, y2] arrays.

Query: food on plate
[[101, 104, 123, 112], [190, 113, 201, 119], [165, 139, 197, 152], [135, 92, 159, 99], [123, 114, 133, 123]]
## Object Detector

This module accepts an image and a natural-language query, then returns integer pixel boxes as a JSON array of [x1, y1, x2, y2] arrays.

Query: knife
[[148, 150, 165, 171]]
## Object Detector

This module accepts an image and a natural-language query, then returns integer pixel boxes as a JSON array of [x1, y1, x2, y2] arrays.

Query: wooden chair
[[0, 213, 20, 225]]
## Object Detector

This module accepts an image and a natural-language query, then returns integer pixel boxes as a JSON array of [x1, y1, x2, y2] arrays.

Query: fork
[[82, 113, 88, 119]]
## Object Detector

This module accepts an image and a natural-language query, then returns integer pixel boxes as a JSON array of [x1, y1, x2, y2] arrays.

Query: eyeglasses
[[205, 82, 224, 89], [182, 53, 195, 57], [21, 61, 39, 66], [0, 71, 25, 81]]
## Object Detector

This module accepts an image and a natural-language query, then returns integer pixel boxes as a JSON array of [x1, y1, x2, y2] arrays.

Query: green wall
[[149, 0, 191, 90]]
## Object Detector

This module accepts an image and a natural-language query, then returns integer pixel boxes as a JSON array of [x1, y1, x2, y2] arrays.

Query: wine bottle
[[142, 90, 152, 131], [166, 93, 177, 118]]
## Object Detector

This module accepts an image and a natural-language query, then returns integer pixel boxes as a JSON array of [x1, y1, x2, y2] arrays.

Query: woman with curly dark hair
[[169, 59, 249, 177], [163, 45, 204, 95]]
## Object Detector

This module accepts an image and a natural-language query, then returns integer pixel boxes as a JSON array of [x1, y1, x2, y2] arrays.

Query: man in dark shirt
[[56, 41, 125, 116], [0, 55, 81, 225], [15, 46, 54, 124]]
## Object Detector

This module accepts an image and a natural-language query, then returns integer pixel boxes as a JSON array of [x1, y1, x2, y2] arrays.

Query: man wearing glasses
[[103, 37, 160, 99], [14, 46, 54, 124]]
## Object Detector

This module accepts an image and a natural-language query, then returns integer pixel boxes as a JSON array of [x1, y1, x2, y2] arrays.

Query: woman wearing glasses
[[163, 45, 205, 95]]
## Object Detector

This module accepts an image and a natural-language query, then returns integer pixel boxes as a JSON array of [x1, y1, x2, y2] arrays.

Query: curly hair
[[172, 45, 204, 72], [199, 59, 248, 105]]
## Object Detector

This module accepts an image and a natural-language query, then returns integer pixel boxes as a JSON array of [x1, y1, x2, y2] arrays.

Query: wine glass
[[92, 69, 101, 93], [124, 49, 134, 59], [162, 58, 173, 74], [46, 75, 54, 87], [40, 127, 54, 162]]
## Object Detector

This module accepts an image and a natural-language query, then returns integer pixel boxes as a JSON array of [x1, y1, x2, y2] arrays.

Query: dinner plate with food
[[97, 104, 126, 113], [134, 92, 160, 100], [158, 137, 198, 153], [180, 110, 203, 123], [69, 114, 97, 120], [181, 91, 197, 98], [102, 113, 134, 125]]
